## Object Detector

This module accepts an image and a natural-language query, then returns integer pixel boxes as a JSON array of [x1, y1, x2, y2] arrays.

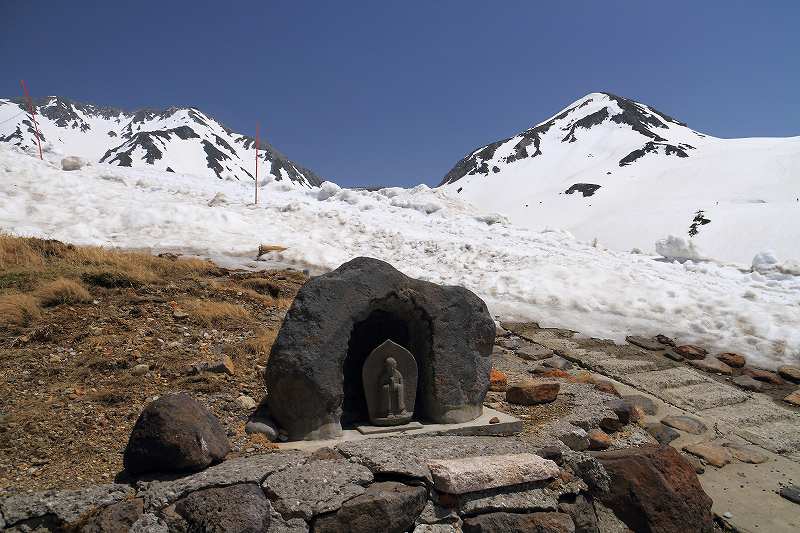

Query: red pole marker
[[255, 122, 260, 205], [20, 80, 43, 160]]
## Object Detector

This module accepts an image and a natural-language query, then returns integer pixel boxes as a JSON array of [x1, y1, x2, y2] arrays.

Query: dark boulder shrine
[[265, 257, 496, 441]]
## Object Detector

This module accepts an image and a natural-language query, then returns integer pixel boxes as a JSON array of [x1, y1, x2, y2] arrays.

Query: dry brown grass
[[0, 234, 219, 291], [243, 328, 278, 356], [35, 278, 91, 306], [0, 293, 41, 327], [0, 235, 43, 270], [183, 299, 252, 326]]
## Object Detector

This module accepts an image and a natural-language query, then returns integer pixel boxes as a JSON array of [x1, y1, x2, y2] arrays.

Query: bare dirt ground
[[0, 236, 305, 494]]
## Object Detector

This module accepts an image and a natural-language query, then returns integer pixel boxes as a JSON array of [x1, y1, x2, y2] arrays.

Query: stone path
[[503, 322, 800, 533], [504, 323, 800, 462]]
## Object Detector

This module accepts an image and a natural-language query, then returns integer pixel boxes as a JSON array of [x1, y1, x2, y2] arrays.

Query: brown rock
[[81, 499, 144, 533], [655, 334, 676, 347], [722, 443, 768, 464], [716, 352, 746, 368], [661, 415, 707, 435], [463, 512, 575, 533], [644, 423, 680, 445], [683, 442, 732, 468], [778, 365, 800, 383], [676, 345, 707, 360], [595, 445, 714, 533], [621, 394, 658, 415], [489, 416, 500, 424], [489, 369, 508, 392], [506, 381, 559, 405], [588, 429, 611, 450], [784, 389, 800, 406], [599, 416, 624, 434], [593, 380, 620, 397], [207, 355, 235, 375], [743, 367, 785, 385], [688, 357, 733, 375]]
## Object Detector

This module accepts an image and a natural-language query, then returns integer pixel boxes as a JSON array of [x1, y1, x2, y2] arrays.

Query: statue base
[[371, 412, 413, 426]]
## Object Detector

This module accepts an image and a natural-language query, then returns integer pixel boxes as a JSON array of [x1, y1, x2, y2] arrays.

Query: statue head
[[384, 357, 397, 371]]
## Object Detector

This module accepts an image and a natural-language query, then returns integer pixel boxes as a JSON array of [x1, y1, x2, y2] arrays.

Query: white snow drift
[[1, 145, 798, 369]]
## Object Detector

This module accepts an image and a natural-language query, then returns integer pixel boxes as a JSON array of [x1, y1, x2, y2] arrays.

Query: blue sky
[[2, 1, 798, 187]]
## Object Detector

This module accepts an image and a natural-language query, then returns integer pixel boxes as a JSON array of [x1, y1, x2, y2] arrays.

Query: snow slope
[[0, 96, 321, 187], [438, 92, 800, 265], [2, 145, 798, 369]]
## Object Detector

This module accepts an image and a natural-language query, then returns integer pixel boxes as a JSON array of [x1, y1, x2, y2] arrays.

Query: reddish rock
[[593, 380, 620, 397], [784, 390, 800, 407], [778, 365, 800, 383], [489, 369, 508, 392], [743, 368, 785, 385], [595, 445, 714, 533], [506, 381, 560, 405], [688, 357, 733, 376], [676, 345, 707, 360], [588, 429, 611, 450], [716, 352, 746, 368]]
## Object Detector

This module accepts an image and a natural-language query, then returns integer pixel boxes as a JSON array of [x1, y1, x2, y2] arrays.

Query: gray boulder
[[61, 156, 84, 171], [266, 257, 495, 440], [172, 484, 271, 533], [123, 393, 230, 475], [80, 499, 144, 533], [315, 481, 427, 533], [462, 511, 575, 532]]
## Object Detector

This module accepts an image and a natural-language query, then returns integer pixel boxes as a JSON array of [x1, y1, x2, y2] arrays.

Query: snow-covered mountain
[[438, 92, 800, 264], [0, 96, 321, 187]]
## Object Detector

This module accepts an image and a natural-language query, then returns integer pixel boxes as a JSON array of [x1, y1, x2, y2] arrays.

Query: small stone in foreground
[[661, 415, 707, 435], [654, 334, 676, 346], [427, 453, 560, 495], [588, 429, 611, 450], [683, 443, 732, 468], [716, 352, 746, 368], [621, 394, 658, 415], [123, 393, 230, 475], [489, 369, 508, 392], [732, 375, 763, 392], [779, 485, 800, 505], [676, 345, 707, 360], [784, 390, 800, 407], [722, 443, 768, 464], [778, 365, 800, 383], [593, 380, 619, 396], [743, 368, 784, 385], [550, 422, 589, 452], [506, 381, 559, 405], [626, 335, 664, 351], [644, 423, 680, 445], [688, 357, 733, 376]]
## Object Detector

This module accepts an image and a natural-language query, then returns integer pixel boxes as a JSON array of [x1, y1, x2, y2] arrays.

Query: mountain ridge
[[0, 95, 322, 187]]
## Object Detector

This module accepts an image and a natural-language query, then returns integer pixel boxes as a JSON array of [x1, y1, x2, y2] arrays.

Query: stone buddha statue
[[379, 357, 407, 418], [362, 340, 417, 426]]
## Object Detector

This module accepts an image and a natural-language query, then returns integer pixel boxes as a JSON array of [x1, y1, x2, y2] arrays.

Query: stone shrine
[[265, 257, 496, 441]]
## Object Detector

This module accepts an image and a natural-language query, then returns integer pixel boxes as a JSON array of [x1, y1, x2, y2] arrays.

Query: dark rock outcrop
[[171, 483, 272, 533], [594, 445, 714, 533], [265, 257, 495, 440], [123, 393, 230, 475], [462, 511, 575, 532], [314, 481, 427, 533]]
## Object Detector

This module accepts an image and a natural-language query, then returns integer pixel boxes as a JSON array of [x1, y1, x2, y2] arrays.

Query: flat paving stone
[[660, 382, 749, 411], [263, 459, 373, 520], [593, 358, 659, 377], [516, 343, 555, 361], [623, 367, 711, 392], [732, 375, 764, 391], [661, 415, 708, 435], [688, 357, 734, 376], [428, 453, 560, 495], [723, 443, 769, 464], [700, 398, 795, 429], [683, 443, 732, 467], [737, 421, 800, 455]]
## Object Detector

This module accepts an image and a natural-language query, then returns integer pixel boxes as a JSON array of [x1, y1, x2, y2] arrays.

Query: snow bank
[[1, 145, 798, 368], [655, 235, 704, 261]]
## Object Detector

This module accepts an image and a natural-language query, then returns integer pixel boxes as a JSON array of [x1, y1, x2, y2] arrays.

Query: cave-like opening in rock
[[341, 295, 432, 427]]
